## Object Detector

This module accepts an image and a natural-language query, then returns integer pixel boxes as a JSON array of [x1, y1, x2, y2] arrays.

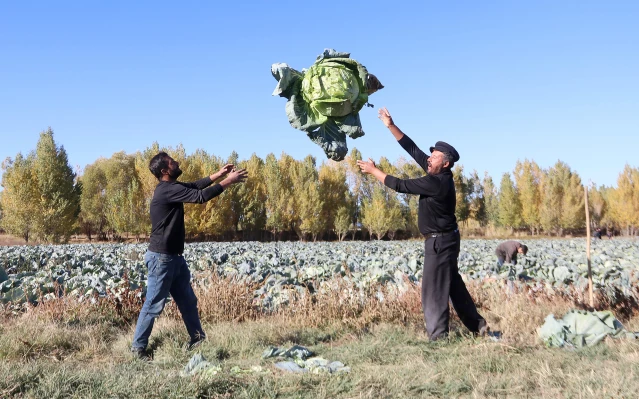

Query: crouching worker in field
[[131, 152, 247, 360], [356, 108, 487, 341], [495, 241, 527, 267]]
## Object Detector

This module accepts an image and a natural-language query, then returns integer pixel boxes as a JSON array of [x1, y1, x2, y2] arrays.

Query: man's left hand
[[218, 164, 234, 176], [211, 164, 234, 180], [357, 159, 377, 175]]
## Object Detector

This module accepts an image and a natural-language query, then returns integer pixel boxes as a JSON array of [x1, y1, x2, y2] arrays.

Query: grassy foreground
[[1, 276, 639, 398]]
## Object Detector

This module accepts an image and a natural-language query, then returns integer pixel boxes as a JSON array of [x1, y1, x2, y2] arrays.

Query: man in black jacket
[[131, 152, 247, 359], [357, 108, 486, 340]]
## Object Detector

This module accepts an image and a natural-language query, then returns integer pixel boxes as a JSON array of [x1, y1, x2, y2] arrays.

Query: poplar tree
[[514, 159, 542, 234], [361, 185, 390, 240], [538, 161, 584, 235], [559, 170, 585, 232], [597, 186, 616, 232], [78, 158, 109, 240], [395, 157, 422, 237], [377, 157, 404, 239], [299, 180, 324, 241], [202, 154, 235, 238], [468, 170, 487, 227], [344, 148, 365, 240], [453, 165, 471, 226], [483, 172, 499, 227], [539, 165, 562, 235], [181, 149, 211, 238], [359, 157, 404, 240], [134, 142, 161, 224], [264, 153, 294, 239], [319, 160, 351, 239], [334, 205, 353, 241], [31, 128, 80, 243], [608, 165, 639, 236], [497, 172, 521, 229], [102, 152, 145, 240], [292, 155, 324, 241], [0, 153, 39, 242], [236, 154, 267, 238]]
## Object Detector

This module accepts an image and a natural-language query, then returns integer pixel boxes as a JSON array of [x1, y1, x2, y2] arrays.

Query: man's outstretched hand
[[378, 107, 394, 128], [357, 158, 388, 184], [210, 164, 235, 181], [378, 107, 405, 141], [218, 164, 234, 176], [357, 158, 378, 175], [220, 168, 248, 188]]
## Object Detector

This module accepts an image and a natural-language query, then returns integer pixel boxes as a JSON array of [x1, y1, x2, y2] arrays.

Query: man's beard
[[169, 167, 182, 178]]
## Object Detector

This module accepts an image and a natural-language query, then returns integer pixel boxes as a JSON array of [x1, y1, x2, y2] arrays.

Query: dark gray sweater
[[495, 241, 523, 263], [148, 177, 223, 255]]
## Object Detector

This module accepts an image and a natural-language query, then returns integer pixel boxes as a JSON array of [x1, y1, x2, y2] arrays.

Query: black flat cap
[[429, 141, 459, 163]]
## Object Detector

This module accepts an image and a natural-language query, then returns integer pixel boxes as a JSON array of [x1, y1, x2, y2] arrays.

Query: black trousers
[[422, 231, 486, 340]]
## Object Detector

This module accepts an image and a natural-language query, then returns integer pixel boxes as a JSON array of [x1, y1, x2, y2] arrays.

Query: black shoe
[[477, 320, 489, 337], [131, 347, 151, 361], [186, 337, 206, 351]]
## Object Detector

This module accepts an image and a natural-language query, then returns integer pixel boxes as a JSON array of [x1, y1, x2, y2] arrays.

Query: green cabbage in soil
[[272, 49, 384, 161], [2, 239, 639, 311]]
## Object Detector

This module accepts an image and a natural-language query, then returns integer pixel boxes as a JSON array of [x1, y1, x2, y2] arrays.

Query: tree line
[[1, 129, 638, 243]]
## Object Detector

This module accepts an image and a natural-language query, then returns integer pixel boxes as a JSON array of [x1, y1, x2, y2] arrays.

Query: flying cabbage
[[272, 49, 384, 161]]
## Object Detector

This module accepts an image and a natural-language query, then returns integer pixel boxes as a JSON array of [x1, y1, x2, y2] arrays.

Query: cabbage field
[[1, 239, 638, 308]]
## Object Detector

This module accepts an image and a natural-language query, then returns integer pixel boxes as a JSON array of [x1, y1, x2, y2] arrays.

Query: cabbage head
[[272, 49, 383, 161]]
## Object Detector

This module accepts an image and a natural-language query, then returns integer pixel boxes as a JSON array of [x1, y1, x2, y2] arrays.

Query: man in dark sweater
[[495, 241, 528, 266], [131, 152, 247, 359], [357, 107, 486, 341]]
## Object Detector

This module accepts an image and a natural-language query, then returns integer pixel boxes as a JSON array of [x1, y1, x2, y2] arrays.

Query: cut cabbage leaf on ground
[[272, 49, 384, 161], [537, 310, 639, 348]]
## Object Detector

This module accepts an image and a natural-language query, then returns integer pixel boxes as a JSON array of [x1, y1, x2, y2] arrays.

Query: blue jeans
[[132, 251, 205, 350]]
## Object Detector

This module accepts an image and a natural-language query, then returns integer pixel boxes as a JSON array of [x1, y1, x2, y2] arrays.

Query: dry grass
[[2, 274, 639, 398], [0, 233, 28, 246], [7, 271, 638, 344], [0, 233, 143, 247]]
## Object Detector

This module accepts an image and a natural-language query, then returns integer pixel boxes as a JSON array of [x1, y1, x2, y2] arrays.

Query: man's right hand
[[378, 107, 394, 128], [220, 168, 248, 188], [378, 107, 405, 141]]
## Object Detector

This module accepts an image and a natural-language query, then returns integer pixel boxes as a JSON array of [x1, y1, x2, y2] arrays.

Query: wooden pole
[[584, 186, 594, 307]]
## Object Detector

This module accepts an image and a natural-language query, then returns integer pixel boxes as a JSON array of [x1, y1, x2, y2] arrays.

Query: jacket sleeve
[[166, 182, 224, 204], [384, 174, 440, 196], [398, 135, 429, 172], [509, 242, 523, 263], [181, 176, 213, 189], [504, 242, 520, 263]]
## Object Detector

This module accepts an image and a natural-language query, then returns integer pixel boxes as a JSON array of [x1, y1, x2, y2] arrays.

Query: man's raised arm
[[169, 168, 248, 204], [182, 164, 235, 189], [166, 183, 224, 204], [356, 159, 440, 196], [378, 107, 429, 172]]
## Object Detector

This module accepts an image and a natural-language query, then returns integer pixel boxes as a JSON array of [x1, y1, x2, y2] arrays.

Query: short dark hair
[[149, 152, 170, 179], [442, 152, 455, 169], [521, 244, 528, 255]]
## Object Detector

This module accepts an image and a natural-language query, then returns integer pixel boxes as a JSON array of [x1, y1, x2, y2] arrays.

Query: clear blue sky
[[1, 1, 637, 187]]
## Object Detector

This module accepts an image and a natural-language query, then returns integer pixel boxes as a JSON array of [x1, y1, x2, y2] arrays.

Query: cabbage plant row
[[1, 239, 638, 308]]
